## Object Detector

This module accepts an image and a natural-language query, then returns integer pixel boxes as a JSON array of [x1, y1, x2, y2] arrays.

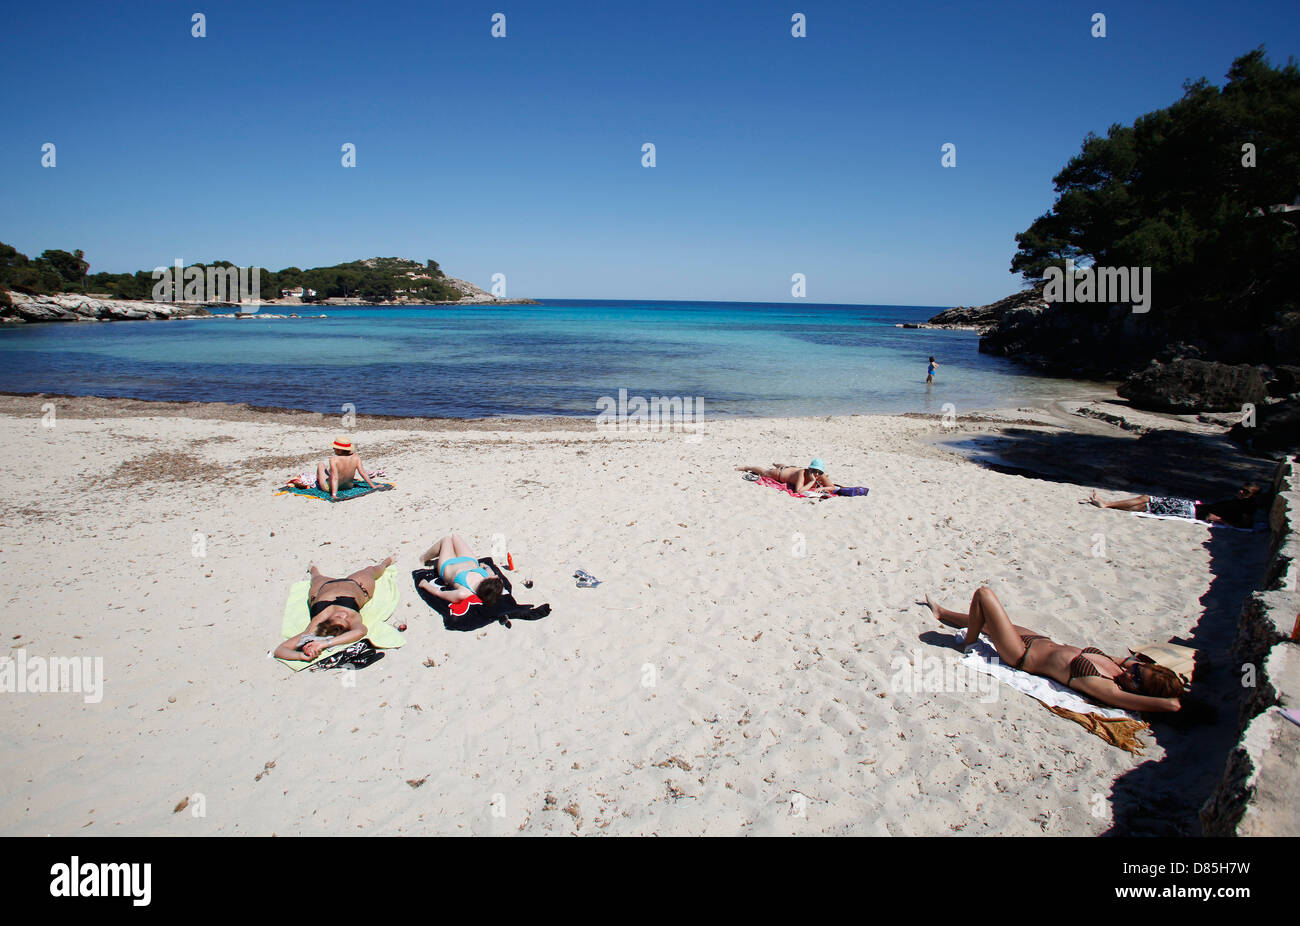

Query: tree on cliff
[[40, 249, 90, 292], [1010, 48, 1299, 333]]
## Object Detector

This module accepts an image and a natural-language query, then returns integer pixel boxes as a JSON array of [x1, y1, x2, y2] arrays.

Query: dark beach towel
[[276, 481, 394, 502], [412, 557, 551, 632]]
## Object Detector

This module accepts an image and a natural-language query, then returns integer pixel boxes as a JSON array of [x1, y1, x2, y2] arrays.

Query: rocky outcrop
[[1117, 359, 1268, 414], [925, 283, 1046, 331], [1, 291, 210, 324], [1229, 396, 1300, 453], [1201, 458, 1300, 836], [1265, 364, 1300, 398], [441, 276, 495, 303], [434, 276, 535, 305], [972, 283, 1300, 379]]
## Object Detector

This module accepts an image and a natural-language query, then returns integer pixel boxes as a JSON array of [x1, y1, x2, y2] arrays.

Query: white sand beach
[[0, 396, 1271, 835]]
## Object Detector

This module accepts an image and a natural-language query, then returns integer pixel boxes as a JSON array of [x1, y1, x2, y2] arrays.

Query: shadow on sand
[[935, 413, 1277, 835]]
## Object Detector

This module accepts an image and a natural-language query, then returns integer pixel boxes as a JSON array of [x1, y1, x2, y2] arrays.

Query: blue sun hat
[[808, 458, 827, 473]]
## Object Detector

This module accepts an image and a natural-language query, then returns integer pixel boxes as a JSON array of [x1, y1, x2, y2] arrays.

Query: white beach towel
[[957, 632, 1136, 721], [1130, 511, 1262, 532]]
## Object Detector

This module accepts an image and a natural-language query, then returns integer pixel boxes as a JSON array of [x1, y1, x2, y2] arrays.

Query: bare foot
[[1087, 490, 1103, 508], [926, 594, 966, 630]]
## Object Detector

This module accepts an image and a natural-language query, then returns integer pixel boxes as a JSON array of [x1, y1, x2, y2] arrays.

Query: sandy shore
[[0, 394, 1275, 835]]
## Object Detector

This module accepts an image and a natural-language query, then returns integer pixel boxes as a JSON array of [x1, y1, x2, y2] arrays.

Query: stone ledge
[[1202, 456, 1300, 835]]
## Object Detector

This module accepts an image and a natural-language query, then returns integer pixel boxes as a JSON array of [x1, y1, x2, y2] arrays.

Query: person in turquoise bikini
[[926, 356, 938, 384], [416, 534, 506, 606]]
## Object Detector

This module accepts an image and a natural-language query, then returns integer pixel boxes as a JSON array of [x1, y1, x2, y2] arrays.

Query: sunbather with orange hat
[[287, 438, 379, 500]]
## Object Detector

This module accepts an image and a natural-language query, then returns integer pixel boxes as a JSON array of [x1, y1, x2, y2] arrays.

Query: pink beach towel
[[756, 475, 813, 498]]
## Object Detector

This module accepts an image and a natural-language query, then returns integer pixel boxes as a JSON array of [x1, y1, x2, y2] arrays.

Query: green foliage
[[1011, 48, 1300, 325], [2, 245, 463, 304]]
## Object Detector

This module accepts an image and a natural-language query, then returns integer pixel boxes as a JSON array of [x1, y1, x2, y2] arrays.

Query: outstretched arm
[[357, 457, 377, 488], [1076, 678, 1181, 713]]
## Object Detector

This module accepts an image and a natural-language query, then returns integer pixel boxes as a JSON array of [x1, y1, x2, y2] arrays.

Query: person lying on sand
[[274, 556, 393, 661], [737, 458, 839, 496], [286, 438, 379, 500], [1087, 483, 1261, 528], [923, 586, 1185, 714], [416, 534, 506, 606]]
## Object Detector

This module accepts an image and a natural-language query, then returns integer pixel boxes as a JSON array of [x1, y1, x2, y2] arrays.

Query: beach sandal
[[574, 570, 601, 588]]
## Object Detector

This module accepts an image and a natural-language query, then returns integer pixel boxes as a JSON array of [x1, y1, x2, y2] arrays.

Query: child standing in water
[[926, 356, 938, 384]]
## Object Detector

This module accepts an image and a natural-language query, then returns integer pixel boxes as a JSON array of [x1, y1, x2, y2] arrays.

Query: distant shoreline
[[0, 385, 1120, 429]]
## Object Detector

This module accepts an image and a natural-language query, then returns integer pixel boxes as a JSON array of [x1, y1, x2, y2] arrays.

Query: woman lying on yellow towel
[[274, 556, 394, 661]]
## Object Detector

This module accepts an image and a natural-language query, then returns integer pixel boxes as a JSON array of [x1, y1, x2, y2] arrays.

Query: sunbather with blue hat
[[736, 458, 838, 496]]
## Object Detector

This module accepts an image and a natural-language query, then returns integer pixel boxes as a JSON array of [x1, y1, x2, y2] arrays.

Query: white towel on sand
[[958, 632, 1136, 721], [1131, 511, 1261, 531]]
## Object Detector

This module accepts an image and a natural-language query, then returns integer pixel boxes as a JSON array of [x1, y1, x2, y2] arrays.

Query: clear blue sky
[[2, 0, 1296, 305]]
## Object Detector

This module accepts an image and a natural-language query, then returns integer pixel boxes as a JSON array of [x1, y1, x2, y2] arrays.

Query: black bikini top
[[309, 596, 360, 618]]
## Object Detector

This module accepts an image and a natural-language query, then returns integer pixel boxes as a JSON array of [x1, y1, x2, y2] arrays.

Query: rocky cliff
[[2, 291, 210, 323], [924, 283, 1048, 331]]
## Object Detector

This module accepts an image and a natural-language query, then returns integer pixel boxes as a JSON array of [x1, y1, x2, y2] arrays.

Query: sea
[[0, 299, 1099, 419]]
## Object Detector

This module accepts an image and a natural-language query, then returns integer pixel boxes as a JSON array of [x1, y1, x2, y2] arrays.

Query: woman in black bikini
[[923, 586, 1185, 713], [273, 557, 393, 661]]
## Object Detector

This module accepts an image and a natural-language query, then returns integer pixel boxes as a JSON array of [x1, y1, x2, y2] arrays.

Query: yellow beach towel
[[276, 568, 404, 671]]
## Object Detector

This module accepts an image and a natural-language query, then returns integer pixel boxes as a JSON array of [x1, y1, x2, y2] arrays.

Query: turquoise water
[[0, 299, 1095, 418]]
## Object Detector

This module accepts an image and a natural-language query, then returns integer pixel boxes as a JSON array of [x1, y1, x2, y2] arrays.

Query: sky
[[2, 0, 1297, 306]]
